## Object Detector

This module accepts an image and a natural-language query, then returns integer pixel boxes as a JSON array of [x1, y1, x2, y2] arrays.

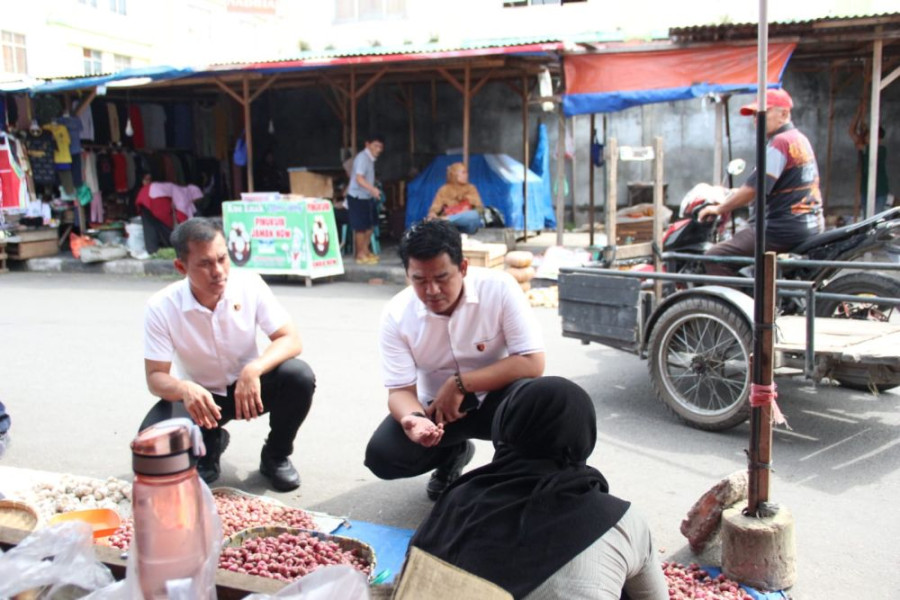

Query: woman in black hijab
[[410, 376, 667, 599]]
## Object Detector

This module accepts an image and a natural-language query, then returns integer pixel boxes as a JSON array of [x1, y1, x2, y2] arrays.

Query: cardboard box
[[288, 169, 334, 199]]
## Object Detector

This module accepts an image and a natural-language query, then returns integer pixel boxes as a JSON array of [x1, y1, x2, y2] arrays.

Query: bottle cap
[[132, 418, 201, 476]]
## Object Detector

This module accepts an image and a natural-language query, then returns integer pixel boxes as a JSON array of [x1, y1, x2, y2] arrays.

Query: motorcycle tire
[[816, 272, 900, 391], [815, 272, 900, 322], [647, 297, 752, 431]]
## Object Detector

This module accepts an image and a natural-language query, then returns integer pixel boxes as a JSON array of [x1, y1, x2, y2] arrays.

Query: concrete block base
[[721, 504, 796, 591]]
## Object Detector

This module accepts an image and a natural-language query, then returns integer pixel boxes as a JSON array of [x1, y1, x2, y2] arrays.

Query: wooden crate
[[463, 243, 506, 268], [6, 228, 59, 260]]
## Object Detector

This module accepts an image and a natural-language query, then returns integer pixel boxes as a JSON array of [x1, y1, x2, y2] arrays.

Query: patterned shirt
[[744, 123, 824, 246]]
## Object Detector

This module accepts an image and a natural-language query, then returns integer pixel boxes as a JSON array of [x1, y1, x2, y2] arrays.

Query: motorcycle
[[660, 169, 900, 322]]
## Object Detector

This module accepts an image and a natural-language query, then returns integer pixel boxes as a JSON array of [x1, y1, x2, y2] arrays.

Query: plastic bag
[[233, 134, 247, 167], [0, 521, 115, 598], [69, 232, 96, 259], [243, 565, 370, 600]]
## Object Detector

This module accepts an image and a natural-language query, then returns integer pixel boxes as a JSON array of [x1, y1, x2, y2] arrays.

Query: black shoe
[[197, 428, 229, 485], [426, 441, 475, 501], [260, 447, 301, 492]]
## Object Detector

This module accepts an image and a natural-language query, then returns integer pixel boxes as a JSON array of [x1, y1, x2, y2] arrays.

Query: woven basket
[[0, 499, 40, 532], [224, 525, 376, 580]]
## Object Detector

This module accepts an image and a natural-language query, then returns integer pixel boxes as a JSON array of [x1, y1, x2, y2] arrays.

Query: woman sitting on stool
[[426, 162, 484, 235]]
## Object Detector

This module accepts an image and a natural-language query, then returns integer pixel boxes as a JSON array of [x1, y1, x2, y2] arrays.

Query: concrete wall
[[259, 64, 899, 227]]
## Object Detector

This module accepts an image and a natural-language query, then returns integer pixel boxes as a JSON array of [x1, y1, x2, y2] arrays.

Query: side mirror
[[727, 159, 746, 176]]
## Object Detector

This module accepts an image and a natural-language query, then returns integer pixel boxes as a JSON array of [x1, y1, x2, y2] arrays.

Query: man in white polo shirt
[[141, 217, 316, 491], [365, 220, 545, 500]]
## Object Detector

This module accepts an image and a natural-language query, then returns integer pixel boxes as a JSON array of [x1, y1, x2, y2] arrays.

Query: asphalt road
[[1, 271, 898, 598]]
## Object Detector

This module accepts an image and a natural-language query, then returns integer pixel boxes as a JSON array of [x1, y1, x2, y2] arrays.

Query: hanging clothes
[[173, 103, 193, 150], [74, 99, 94, 141], [24, 130, 57, 187], [107, 104, 121, 144], [43, 122, 72, 165], [91, 100, 110, 144], [141, 104, 167, 149], [96, 151, 115, 193], [0, 132, 29, 210], [112, 151, 129, 193], [82, 150, 100, 196], [129, 105, 145, 148]]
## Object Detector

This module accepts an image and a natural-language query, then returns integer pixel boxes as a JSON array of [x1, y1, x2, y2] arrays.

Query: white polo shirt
[[144, 269, 290, 396], [379, 266, 544, 407]]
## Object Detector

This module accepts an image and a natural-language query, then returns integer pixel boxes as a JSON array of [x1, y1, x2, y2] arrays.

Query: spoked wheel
[[648, 297, 752, 431]]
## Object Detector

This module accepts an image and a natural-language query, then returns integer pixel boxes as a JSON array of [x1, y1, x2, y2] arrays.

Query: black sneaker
[[260, 447, 301, 492], [197, 428, 229, 485], [426, 441, 475, 501]]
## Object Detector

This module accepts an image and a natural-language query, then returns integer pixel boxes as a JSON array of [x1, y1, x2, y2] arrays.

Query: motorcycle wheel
[[815, 272, 900, 322], [816, 273, 900, 391], [648, 297, 752, 431]]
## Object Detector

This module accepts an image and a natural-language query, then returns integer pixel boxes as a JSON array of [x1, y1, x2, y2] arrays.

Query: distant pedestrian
[[346, 134, 384, 264]]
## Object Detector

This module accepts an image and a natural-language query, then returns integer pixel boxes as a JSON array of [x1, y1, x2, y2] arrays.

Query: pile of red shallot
[[219, 530, 371, 582], [104, 491, 317, 550], [663, 562, 756, 600]]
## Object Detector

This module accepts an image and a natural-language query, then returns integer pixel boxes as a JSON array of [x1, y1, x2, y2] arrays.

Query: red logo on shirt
[[234, 304, 241, 311], [476, 343, 485, 352]]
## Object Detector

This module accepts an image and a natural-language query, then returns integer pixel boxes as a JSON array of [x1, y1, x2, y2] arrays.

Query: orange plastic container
[[48, 508, 122, 539]]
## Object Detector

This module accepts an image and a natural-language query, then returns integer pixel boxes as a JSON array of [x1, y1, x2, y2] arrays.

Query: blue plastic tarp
[[406, 153, 551, 231]]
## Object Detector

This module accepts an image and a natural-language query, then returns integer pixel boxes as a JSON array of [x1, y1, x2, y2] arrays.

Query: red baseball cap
[[739, 88, 793, 116]]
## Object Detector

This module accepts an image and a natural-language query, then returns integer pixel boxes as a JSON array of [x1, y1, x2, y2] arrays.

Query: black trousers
[[139, 358, 316, 459], [140, 211, 173, 255], [364, 379, 531, 480]]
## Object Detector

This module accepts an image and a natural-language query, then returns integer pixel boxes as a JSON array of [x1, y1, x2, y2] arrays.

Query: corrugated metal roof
[[206, 32, 618, 70], [669, 12, 900, 42]]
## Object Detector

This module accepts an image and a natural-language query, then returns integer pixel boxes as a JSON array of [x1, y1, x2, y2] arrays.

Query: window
[[113, 54, 131, 71], [83, 48, 102, 75], [2, 31, 27, 74], [335, 0, 405, 22], [109, 0, 126, 14], [78, 0, 99, 7]]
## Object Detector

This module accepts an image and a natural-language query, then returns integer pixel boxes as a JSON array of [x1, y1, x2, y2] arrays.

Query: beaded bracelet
[[454, 372, 468, 394]]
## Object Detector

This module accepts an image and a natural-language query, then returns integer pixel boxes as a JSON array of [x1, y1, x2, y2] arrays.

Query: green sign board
[[222, 199, 344, 278]]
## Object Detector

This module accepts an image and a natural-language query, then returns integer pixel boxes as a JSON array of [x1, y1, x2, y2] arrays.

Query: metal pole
[[589, 113, 596, 247], [243, 75, 254, 193], [748, 0, 772, 516]]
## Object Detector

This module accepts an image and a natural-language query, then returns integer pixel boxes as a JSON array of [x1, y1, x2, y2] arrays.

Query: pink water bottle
[[131, 418, 209, 599]]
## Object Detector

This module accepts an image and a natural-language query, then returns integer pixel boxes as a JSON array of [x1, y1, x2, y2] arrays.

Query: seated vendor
[[426, 162, 484, 235], [410, 376, 668, 600]]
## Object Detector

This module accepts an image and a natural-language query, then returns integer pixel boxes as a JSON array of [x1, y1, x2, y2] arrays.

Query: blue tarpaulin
[[406, 153, 552, 231]]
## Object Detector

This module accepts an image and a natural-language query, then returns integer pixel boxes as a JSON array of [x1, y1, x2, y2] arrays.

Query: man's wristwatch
[[409, 411, 428, 419]]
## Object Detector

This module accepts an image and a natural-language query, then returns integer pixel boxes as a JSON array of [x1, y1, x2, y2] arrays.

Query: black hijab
[[410, 376, 631, 599]]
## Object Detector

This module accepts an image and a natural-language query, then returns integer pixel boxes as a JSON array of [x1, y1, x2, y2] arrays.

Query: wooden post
[[823, 62, 837, 205], [350, 68, 357, 156], [243, 75, 254, 193], [589, 113, 596, 247], [653, 137, 664, 300], [407, 84, 415, 168], [714, 100, 724, 184], [463, 62, 471, 170], [522, 76, 529, 240], [555, 109, 566, 246], [866, 31, 883, 218], [605, 138, 617, 260], [748, 252, 777, 513]]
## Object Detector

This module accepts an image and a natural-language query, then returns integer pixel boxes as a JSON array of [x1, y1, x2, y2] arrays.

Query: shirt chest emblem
[[476, 343, 485, 352]]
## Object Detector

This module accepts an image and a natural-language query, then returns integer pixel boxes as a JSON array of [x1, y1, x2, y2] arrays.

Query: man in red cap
[[699, 88, 824, 276]]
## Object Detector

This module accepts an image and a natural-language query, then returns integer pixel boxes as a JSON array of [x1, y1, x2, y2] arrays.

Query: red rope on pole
[[750, 382, 790, 428]]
